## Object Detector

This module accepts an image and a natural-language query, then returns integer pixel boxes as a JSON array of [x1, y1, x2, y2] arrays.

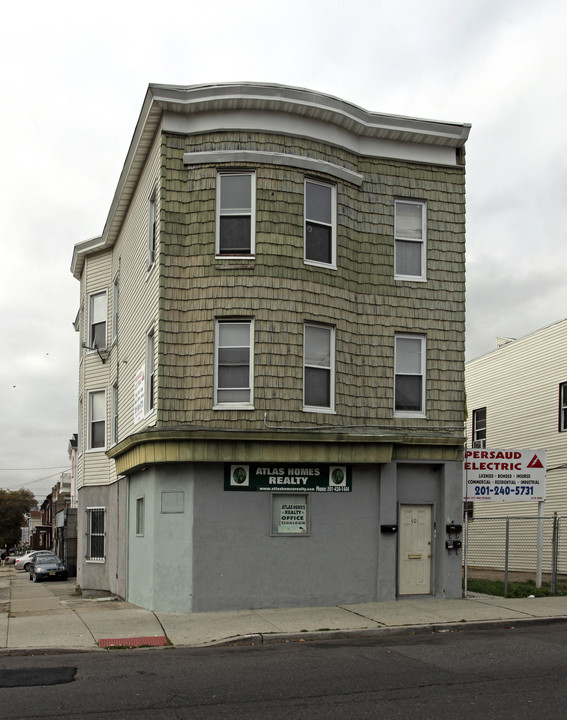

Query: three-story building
[[71, 83, 470, 612]]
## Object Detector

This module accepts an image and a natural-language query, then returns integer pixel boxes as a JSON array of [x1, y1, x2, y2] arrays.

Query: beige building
[[71, 83, 470, 611]]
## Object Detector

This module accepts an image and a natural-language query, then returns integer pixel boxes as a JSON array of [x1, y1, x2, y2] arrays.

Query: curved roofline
[[72, 82, 471, 279], [149, 82, 471, 146]]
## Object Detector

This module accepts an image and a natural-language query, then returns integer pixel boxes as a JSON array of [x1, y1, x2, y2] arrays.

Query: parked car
[[14, 550, 57, 572], [29, 555, 68, 582]]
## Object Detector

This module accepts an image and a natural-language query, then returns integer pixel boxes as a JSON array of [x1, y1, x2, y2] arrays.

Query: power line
[[2, 468, 72, 491], [0, 465, 70, 471]]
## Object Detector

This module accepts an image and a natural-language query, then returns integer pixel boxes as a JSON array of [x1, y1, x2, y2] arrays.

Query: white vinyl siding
[[108, 132, 161, 443], [465, 319, 567, 517]]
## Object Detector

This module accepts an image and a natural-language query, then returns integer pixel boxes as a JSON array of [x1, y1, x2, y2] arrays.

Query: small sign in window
[[272, 494, 308, 535]]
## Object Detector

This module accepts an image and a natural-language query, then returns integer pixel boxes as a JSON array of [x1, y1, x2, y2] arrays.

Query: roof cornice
[[71, 82, 471, 280]]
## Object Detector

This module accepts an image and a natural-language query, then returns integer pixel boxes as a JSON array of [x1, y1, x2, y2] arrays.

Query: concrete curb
[[187, 614, 567, 649]]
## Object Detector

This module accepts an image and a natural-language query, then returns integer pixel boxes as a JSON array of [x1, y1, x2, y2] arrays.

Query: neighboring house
[[30, 495, 52, 550], [23, 510, 42, 547], [71, 83, 470, 612], [465, 318, 567, 519], [52, 467, 78, 577]]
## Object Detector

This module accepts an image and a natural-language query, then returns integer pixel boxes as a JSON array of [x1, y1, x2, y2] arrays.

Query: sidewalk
[[2, 566, 567, 653]]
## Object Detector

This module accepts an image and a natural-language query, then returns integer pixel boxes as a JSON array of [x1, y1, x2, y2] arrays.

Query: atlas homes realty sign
[[463, 449, 546, 502], [224, 464, 351, 492]]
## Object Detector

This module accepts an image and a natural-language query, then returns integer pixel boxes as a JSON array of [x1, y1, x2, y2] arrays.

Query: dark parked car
[[29, 555, 68, 582]]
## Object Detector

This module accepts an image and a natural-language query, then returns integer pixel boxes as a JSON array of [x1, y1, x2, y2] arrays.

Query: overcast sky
[[1, 0, 566, 502]]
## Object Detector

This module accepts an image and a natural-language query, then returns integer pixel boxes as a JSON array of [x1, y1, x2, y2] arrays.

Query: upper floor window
[[394, 334, 425, 416], [88, 390, 106, 451], [305, 180, 336, 268], [214, 320, 254, 408], [559, 384, 567, 432], [395, 200, 426, 280], [88, 291, 107, 351], [147, 189, 157, 270], [304, 323, 335, 412], [216, 172, 255, 256], [472, 407, 487, 447]]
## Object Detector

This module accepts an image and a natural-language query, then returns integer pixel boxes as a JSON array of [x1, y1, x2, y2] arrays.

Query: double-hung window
[[472, 407, 487, 447], [394, 334, 425, 416], [88, 390, 106, 450], [560, 384, 567, 432], [395, 200, 426, 280], [86, 507, 105, 561], [305, 180, 336, 267], [88, 291, 107, 351], [304, 323, 335, 412], [216, 172, 255, 255], [214, 320, 253, 407]]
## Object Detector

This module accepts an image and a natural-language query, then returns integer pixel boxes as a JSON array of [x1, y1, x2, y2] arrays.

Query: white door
[[398, 504, 432, 595]]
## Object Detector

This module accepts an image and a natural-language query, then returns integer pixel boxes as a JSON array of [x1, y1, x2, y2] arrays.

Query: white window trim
[[394, 334, 426, 418], [87, 290, 108, 352], [215, 171, 256, 258], [214, 319, 255, 410], [303, 323, 336, 414], [304, 179, 337, 270], [85, 506, 106, 563], [87, 389, 107, 452], [472, 407, 487, 446], [394, 199, 427, 282]]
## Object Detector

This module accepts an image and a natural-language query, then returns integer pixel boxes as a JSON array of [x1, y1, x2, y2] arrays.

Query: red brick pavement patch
[[99, 636, 169, 648]]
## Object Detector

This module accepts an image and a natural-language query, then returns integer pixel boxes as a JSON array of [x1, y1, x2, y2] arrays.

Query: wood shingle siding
[[154, 130, 465, 430]]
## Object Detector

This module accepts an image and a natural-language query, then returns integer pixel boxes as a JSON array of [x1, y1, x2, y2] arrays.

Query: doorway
[[398, 504, 432, 595]]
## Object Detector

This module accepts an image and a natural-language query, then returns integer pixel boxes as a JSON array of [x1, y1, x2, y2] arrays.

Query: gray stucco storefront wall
[[125, 460, 463, 613]]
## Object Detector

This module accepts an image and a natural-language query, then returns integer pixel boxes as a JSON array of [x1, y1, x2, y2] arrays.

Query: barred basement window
[[86, 507, 105, 561]]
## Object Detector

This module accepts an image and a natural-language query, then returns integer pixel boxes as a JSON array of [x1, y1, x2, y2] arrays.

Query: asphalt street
[[1, 623, 567, 719]]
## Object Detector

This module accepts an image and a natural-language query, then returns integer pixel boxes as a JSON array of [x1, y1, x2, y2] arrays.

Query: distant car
[[29, 555, 68, 582], [14, 550, 57, 572]]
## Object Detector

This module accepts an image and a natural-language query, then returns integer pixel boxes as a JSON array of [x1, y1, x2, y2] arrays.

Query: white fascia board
[[165, 110, 460, 167], [151, 82, 470, 148], [71, 235, 106, 279]]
